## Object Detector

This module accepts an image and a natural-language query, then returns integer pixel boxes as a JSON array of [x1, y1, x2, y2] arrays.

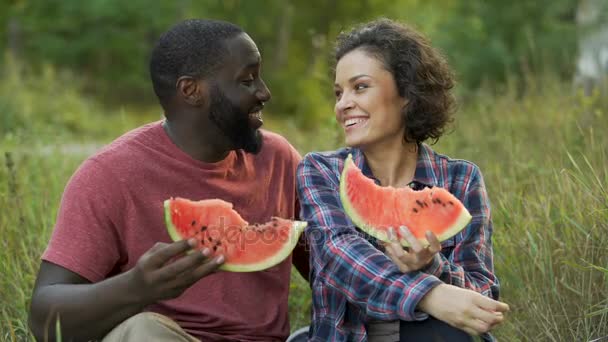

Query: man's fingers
[[399, 226, 423, 253], [426, 231, 442, 254], [185, 255, 224, 283], [157, 248, 212, 280], [148, 239, 197, 267], [474, 295, 510, 313]]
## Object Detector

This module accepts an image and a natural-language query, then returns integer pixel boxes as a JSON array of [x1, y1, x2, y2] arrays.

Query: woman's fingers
[[399, 226, 423, 253], [470, 306, 503, 326], [474, 295, 510, 313], [425, 231, 442, 254]]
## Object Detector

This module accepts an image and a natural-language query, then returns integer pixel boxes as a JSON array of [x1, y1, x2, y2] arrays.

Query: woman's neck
[[362, 139, 419, 188]]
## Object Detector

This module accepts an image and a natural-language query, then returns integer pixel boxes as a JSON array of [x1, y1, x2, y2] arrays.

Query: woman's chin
[[344, 138, 366, 148]]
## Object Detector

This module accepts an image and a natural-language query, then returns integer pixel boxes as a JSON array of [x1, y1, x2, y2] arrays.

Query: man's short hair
[[149, 19, 244, 106]]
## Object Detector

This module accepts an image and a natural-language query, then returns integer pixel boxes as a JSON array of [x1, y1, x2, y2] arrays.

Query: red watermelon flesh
[[164, 197, 307, 272], [339, 154, 472, 246]]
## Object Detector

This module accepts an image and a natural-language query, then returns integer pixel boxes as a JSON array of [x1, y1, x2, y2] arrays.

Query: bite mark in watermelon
[[164, 197, 307, 272], [339, 154, 472, 246]]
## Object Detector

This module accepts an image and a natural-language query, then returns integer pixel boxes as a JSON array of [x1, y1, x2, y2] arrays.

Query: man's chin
[[241, 129, 264, 154]]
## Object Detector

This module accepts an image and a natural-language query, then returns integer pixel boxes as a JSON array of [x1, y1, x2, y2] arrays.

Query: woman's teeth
[[345, 118, 367, 127]]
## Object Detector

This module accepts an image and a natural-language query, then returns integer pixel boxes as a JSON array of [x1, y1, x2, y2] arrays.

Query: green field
[[1, 69, 607, 341]]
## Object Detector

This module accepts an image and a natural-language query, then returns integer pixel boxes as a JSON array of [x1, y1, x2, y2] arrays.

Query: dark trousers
[[399, 317, 473, 342]]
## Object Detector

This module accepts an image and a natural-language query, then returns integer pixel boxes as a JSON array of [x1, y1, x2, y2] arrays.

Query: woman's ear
[[176, 76, 209, 107]]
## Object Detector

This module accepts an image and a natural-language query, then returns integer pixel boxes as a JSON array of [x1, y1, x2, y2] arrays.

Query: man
[[29, 19, 309, 342]]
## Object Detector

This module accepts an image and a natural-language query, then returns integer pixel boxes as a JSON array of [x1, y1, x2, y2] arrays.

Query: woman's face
[[334, 48, 408, 148]]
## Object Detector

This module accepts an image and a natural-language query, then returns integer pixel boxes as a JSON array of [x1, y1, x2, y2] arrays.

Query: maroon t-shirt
[[42, 121, 303, 341]]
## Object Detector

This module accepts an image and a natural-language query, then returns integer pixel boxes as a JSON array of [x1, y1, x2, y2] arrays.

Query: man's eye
[[334, 90, 342, 99], [241, 74, 255, 85]]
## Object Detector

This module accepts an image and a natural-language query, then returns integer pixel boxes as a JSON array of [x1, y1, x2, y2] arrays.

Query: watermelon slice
[[164, 197, 307, 272], [339, 154, 472, 246]]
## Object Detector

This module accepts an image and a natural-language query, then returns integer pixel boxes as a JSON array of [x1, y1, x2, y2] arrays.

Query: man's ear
[[176, 76, 209, 107]]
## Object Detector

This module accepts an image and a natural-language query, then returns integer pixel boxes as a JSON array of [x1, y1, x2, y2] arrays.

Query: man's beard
[[208, 86, 263, 154]]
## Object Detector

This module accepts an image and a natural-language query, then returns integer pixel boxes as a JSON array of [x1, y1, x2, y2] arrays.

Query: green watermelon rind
[[220, 220, 307, 272], [339, 154, 472, 247], [164, 199, 184, 244], [163, 199, 307, 272]]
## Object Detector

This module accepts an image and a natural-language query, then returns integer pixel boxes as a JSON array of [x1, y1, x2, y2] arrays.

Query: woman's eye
[[355, 83, 368, 91]]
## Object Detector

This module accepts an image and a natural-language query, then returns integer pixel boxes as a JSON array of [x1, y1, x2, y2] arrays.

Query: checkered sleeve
[[423, 166, 499, 299]]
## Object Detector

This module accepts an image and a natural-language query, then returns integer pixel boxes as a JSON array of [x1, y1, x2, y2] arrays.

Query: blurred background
[[1, 1, 607, 341]]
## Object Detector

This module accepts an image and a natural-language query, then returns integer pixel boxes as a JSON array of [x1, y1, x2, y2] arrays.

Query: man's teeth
[[345, 118, 367, 127], [249, 112, 262, 119]]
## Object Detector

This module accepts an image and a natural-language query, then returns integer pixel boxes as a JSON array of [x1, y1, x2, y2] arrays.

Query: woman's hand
[[418, 284, 509, 336], [384, 226, 442, 272]]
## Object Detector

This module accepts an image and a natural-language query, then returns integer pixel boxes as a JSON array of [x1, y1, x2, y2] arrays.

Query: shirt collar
[[348, 143, 439, 189]]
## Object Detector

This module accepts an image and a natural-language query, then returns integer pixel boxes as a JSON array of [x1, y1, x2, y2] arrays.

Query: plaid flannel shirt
[[296, 144, 499, 341]]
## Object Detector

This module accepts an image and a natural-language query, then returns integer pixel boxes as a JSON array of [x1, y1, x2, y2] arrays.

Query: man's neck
[[162, 118, 232, 163]]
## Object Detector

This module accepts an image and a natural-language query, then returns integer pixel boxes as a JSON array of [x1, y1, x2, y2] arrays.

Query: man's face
[[208, 33, 271, 154]]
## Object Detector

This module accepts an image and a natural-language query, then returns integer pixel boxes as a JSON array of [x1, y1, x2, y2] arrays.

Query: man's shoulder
[[260, 129, 295, 149], [90, 121, 161, 165], [260, 129, 301, 161]]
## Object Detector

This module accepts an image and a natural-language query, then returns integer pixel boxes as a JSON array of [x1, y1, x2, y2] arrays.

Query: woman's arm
[[296, 153, 442, 322], [387, 167, 499, 299]]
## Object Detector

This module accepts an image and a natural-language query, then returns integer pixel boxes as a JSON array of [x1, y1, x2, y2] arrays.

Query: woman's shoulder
[[421, 144, 484, 188], [301, 147, 352, 166], [297, 147, 353, 181]]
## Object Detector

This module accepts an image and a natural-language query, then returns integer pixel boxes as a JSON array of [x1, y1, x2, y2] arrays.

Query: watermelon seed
[[191, 220, 196, 226], [413, 208, 419, 213], [208, 237, 213, 242], [213, 246, 217, 251], [200, 226, 207, 232], [415, 200, 424, 208], [448, 201, 454, 205]]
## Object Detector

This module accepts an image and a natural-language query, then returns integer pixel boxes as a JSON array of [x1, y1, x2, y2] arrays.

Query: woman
[[296, 19, 509, 341]]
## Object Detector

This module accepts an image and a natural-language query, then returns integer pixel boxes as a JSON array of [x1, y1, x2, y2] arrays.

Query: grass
[[1, 67, 607, 341]]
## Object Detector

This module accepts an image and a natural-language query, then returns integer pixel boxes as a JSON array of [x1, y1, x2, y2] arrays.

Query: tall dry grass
[[1, 67, 607, 341]]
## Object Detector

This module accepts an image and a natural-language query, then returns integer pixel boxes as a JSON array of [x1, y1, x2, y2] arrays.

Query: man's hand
[[418, 284, 510, 336], [128, 239, 223, 304], [384, 226, 441, 272]]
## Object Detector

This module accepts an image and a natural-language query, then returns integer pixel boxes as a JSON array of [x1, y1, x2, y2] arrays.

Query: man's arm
[[29, 261, 146, 341], [29, 240, 221, 342]]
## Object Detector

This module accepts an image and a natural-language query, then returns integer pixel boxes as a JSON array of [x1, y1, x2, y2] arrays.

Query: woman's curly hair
[[334, 18, 456, 143]]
